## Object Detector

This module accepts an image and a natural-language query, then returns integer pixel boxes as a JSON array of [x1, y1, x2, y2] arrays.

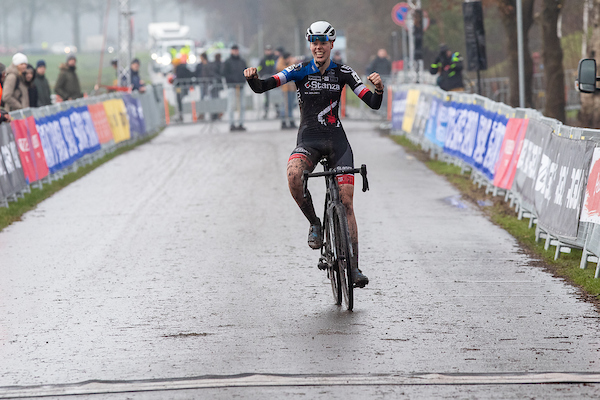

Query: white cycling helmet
[[306, 21, 336, 42]]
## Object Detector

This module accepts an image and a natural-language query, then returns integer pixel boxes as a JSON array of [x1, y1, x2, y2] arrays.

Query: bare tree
[[541, 0, 566, 122]]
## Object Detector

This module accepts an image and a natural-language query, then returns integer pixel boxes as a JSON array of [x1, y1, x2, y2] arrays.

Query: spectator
[[195, 52, 213, 99], [223, 44, 248, 131], [210, 53, 224, 121], [124, 58, 146, 93], [429, 44, 464, 92], [0, 63, 11, 122], [276, 52, 297, 130], [366, 49, 392, 77], [55, 54, 83, 101], [34, 60, 52, 107], [2, 53, 29, 112], [258, 45, 278, 118], [24, 64, 37, 109], [332, 50, 344, 65], [173, 55, 195, 122]]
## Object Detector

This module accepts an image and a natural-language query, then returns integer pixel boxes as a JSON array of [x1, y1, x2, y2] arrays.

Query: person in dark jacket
[[54, 54, 83, 101], [121, 58, 146, 92], [173, 55, 195, 122], [366, 49, 392, 77], [24, 64, 38, 108], [429, 44, 464, 91], [223, 44, 247, 131], [34, 60, 52, 106], [257, 45, 278, 118]]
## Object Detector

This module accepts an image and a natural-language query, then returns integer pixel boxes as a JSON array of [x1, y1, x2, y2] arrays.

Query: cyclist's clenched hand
[[368, 72, 384, 92], [244, 67, 259, 80]]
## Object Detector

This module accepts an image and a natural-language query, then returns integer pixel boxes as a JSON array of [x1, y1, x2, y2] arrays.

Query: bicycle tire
[[324, 208, 342, 305], [333, 204, 354, 311]]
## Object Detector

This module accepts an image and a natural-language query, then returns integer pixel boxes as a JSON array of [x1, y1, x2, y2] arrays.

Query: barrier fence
[[0, 84, 166, 207], [391, 83, 600, 278]]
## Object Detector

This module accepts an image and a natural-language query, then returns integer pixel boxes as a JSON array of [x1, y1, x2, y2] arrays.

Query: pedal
[[317, 257, 328, 270]]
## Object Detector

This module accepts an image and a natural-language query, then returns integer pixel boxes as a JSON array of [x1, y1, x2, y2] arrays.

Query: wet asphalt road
[[1, 119, 599, 399]]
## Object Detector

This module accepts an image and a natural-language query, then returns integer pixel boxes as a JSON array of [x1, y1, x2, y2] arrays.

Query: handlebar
[[302, 164, 369, 198]]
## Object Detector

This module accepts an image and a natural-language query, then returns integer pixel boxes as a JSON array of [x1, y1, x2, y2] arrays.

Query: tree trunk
[[541, 0, 566, 122], [580, 0, 600, 128], [497, 0, 535, 108]]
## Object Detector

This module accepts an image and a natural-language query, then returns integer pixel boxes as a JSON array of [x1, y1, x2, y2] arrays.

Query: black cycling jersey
[[247, 59, 382, 174]]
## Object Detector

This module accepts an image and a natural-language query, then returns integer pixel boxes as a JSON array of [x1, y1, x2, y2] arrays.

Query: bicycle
[[302, 160, 369, 311]]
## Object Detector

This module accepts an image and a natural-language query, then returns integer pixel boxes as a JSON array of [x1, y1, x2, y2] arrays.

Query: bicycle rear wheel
[[332, 204, 354, 311], [324, 208, 342, 305]]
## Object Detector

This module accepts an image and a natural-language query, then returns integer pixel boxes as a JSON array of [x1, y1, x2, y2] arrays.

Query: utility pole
[[516, 0, 525, 108], [118, 0, 132, 88]]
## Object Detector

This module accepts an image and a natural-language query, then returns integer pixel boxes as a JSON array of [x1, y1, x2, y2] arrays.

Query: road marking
[[1, 373, 600, 398]]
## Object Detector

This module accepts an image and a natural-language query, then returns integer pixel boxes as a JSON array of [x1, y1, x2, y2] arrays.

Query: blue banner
[[122, 94, 147, 136], [391, 91, 407, 131], [481, 113, 508, 180]]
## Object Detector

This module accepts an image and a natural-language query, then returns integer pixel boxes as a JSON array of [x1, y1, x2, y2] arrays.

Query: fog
[[1, 0, 206, 52]]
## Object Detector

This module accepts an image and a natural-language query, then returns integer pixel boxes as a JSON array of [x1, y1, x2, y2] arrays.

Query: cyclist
[[244, 21, 384, 288]]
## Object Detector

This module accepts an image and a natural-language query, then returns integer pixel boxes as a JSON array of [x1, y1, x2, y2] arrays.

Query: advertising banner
[[36, 117, 61, 174], [444, 102, 468, 158], [480, 113, 508, 180], [411, 91, 431, 138], [434, 100, 453, 147], [0, 123, 27, 197], [55, 111, 82, 163], [533, 134, 595, 238], [391, 90, 407, 131], [513, 119, 551, 204], [493, 118, 529, 190], [424, 95, 441, 147], [69, 107, 101, 155], [122, 94, 147, 136], [581, 147, 600, 225], [87, 103, 114, 144], [104, 99, 131, 143], [26, 116, 49, 181], [470, 108, 494, 172], [11, 119, 37, 184], [401, 89, 420, 134]]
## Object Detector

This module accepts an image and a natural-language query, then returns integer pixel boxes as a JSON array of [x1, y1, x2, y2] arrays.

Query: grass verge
[[390, 134, 600, 305], [0, 132, 160, 232]]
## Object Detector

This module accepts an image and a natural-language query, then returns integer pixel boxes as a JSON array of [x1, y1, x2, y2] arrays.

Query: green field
[[0, 51, 151, 95]]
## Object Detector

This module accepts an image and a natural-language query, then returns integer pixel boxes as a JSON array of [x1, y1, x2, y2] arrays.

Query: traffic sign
[[391, 3, 430, 32], [391, 2, 410, 27]]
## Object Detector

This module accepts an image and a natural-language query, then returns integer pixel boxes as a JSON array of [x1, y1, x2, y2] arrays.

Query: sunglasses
[[307, 34, 331, 43]]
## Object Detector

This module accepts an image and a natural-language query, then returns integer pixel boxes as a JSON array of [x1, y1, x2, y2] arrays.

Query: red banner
[[10, 119, 37, 184], [26, 116, 49, 181], [88, 103, 114, 144], [493, 118, 529, 190]]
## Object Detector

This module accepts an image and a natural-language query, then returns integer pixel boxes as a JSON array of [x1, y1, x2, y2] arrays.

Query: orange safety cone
[[189, 87, 198, 122], [163, 88, 170, 125], [340, 86, 347, 118]]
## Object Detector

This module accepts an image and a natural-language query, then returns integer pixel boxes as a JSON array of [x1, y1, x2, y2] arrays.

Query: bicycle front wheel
[[324, 207, 342, 305], [332, 204, 354, 311]]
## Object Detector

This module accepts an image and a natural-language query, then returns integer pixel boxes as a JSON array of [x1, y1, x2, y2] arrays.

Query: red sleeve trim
[[357, 87, 369, 99]]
